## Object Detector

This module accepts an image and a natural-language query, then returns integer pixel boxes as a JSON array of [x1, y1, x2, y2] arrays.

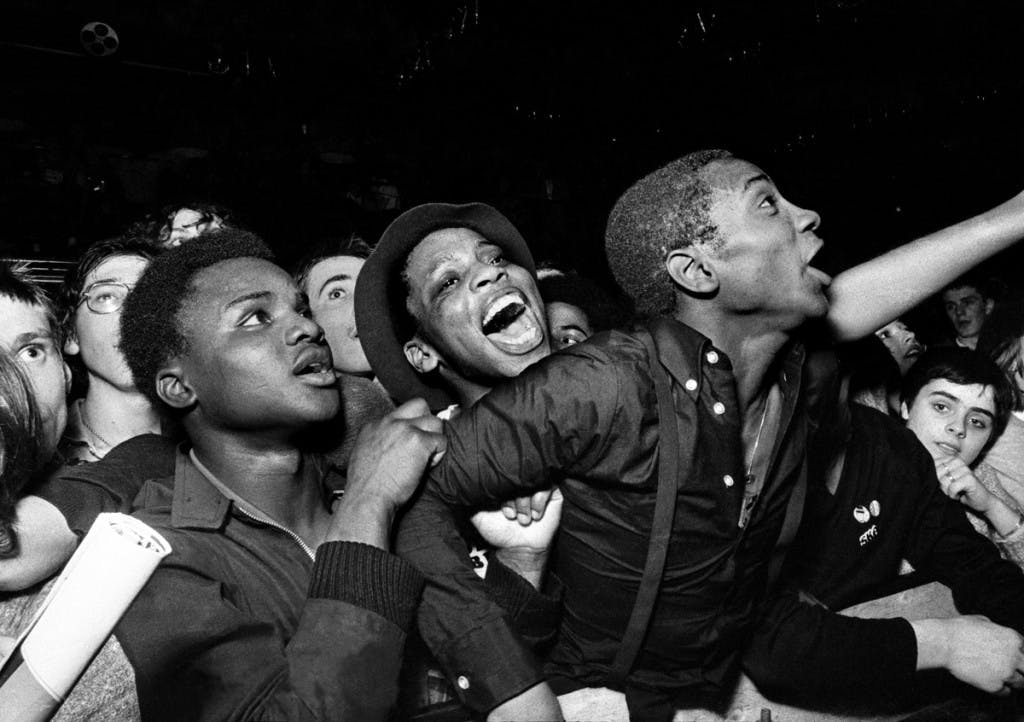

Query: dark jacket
[[114, 450, 424, 722], [745, 405, 1024, 706], [398, 318, 842, 705]]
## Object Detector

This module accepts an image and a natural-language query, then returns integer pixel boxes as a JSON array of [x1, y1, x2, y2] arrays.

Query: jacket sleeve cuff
[[484, 559, 564, 646], [310, 541, 424, 631], [433, 617, 545, 712]]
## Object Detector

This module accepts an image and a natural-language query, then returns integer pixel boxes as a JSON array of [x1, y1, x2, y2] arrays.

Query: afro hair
[[605, 149, 732, 317], [120, 228, 274, 409]]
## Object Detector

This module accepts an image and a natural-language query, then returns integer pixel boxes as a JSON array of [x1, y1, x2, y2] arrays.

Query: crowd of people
[[5, 149, 1024, 721]]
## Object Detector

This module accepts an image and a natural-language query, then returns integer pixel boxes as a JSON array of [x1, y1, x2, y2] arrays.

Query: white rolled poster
[[0, 513, 171, 722]]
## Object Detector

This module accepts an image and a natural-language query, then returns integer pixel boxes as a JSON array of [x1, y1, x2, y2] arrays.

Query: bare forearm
[[493, 548, 548, 591], [327, 496, 394, 550], [828, 191, 1024, 341]]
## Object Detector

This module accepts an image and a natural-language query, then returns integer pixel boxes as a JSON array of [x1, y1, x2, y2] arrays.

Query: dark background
[[4, 0, 1024, 340]]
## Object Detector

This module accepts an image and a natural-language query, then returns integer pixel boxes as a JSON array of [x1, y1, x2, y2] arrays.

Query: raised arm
[[827, 190, 1024, 341]]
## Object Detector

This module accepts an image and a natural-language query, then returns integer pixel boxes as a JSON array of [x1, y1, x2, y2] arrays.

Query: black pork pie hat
[[354, 202, 537, 411]]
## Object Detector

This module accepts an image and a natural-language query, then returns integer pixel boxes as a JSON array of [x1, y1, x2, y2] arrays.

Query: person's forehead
[[308, 255, 365, 292], [406, 227, 495, 278], [192, 257, 296, 305], [0, 297, 50, 347], [704, 158, 768, 192], [943, 286, 982, 300], [878, 320, 907, 334], [919, 378, 996, 411], [85, 254, 149, 285], [548, 301, 589, 325], [172, 208, 204, 228]]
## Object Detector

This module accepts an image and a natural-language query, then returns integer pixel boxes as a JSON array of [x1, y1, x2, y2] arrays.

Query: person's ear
[[404, 336, 441, 374], [62, 360, 72, 395], [665, 246, 719, 295], [985, 298, 995, 317], [900, 401, 910, 421], [156, 362, 196, 410]]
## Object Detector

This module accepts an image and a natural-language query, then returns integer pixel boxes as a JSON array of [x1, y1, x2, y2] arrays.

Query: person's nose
[[793, 203, 822, 235], [946, 416, 967, 439], [470, 261, 507, 290], [287, 312, 325, 345]]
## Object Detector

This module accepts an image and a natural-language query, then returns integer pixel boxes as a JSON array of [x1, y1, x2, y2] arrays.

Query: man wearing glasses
[[54, 237, 164, 463]]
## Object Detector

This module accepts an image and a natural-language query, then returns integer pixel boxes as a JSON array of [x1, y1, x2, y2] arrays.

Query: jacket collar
[[170, 448, 233, 530], [168, 447, 342, 531]]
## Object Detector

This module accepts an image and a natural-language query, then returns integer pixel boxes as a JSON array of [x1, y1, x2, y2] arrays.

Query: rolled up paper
[[0, 513, 170, 721]]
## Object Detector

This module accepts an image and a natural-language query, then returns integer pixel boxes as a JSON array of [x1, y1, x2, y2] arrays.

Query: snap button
[[713, 401, 726, 415], [706, 350, 719, 364], [457, 675, 470, 690], [684, 378, 698, 391], [723, 474, 735, 487]]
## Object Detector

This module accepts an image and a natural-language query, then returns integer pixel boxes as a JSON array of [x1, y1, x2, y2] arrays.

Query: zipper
[[232, 490, 345, 562], [234, 506, 316, 561]]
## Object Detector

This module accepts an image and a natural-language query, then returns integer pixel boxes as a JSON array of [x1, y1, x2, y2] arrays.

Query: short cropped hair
[[941, 273, 992, 301], [293, 234, 373, 296], [120, 229, 274, 408], [901, 346, 1014, 442], [0, 349, 45, 558], [56, 236, 160, 345], [0, 262, 59, 339], [605, 149, 733, 317]]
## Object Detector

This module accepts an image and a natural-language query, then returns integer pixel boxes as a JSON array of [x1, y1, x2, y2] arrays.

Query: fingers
[[514, 495, 533, 525], [390, 397, 432, 419], [947, 478, 973, 500], [501, 488, 558, 525]]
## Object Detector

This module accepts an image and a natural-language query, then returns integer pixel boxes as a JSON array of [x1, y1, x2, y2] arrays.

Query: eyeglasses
[[77, 282, 134, 314]]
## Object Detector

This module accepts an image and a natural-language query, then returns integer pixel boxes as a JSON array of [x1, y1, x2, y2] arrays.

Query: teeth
[[483, 293, 522, 328]]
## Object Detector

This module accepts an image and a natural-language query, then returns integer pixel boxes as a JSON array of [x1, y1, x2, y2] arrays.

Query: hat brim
[[355, 202, 536, 410]]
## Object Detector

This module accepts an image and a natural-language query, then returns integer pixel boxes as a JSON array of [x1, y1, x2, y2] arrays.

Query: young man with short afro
[[113, 228, 447, 721]]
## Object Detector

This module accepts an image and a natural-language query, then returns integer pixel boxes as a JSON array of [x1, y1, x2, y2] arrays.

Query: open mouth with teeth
[[293, 349, 337, 386], [481, 292, 545, 354]]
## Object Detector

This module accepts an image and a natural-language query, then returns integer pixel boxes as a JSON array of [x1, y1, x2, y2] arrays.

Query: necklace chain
[[79, 402, 114, 452]]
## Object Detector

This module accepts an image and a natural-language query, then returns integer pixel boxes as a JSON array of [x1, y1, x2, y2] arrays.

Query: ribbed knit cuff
[[309, 541, 424, 630]]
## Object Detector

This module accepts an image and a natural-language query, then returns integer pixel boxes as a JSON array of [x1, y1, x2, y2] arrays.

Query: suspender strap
[[608, 329, 682, 688]]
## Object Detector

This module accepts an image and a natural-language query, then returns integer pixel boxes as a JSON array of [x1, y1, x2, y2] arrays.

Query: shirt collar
[[169, 447, 342, 531], [648, 316, 806, 401]]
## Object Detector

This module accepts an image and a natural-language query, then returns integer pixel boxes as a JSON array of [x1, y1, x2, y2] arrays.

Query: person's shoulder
[[850, 404, 931, 464], [50, 434, 177, 486]]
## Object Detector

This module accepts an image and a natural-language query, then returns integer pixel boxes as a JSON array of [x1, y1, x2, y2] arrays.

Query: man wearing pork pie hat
[[355, 202, 565, 720], [355, 202, 552, 412]]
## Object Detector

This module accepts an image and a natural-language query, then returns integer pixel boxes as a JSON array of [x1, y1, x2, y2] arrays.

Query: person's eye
[[239, 310, 271, 327], [969, 416, 990, 430], [326, 287, 347, 301], [298, 305, 313, 319], [487, 253, 506, 266], [439, 275, 459, 291], [17, 344, 45, 363], [759, 194, 778, 210], [932, 402, 949, 413], [876, 330, 889, 340]]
